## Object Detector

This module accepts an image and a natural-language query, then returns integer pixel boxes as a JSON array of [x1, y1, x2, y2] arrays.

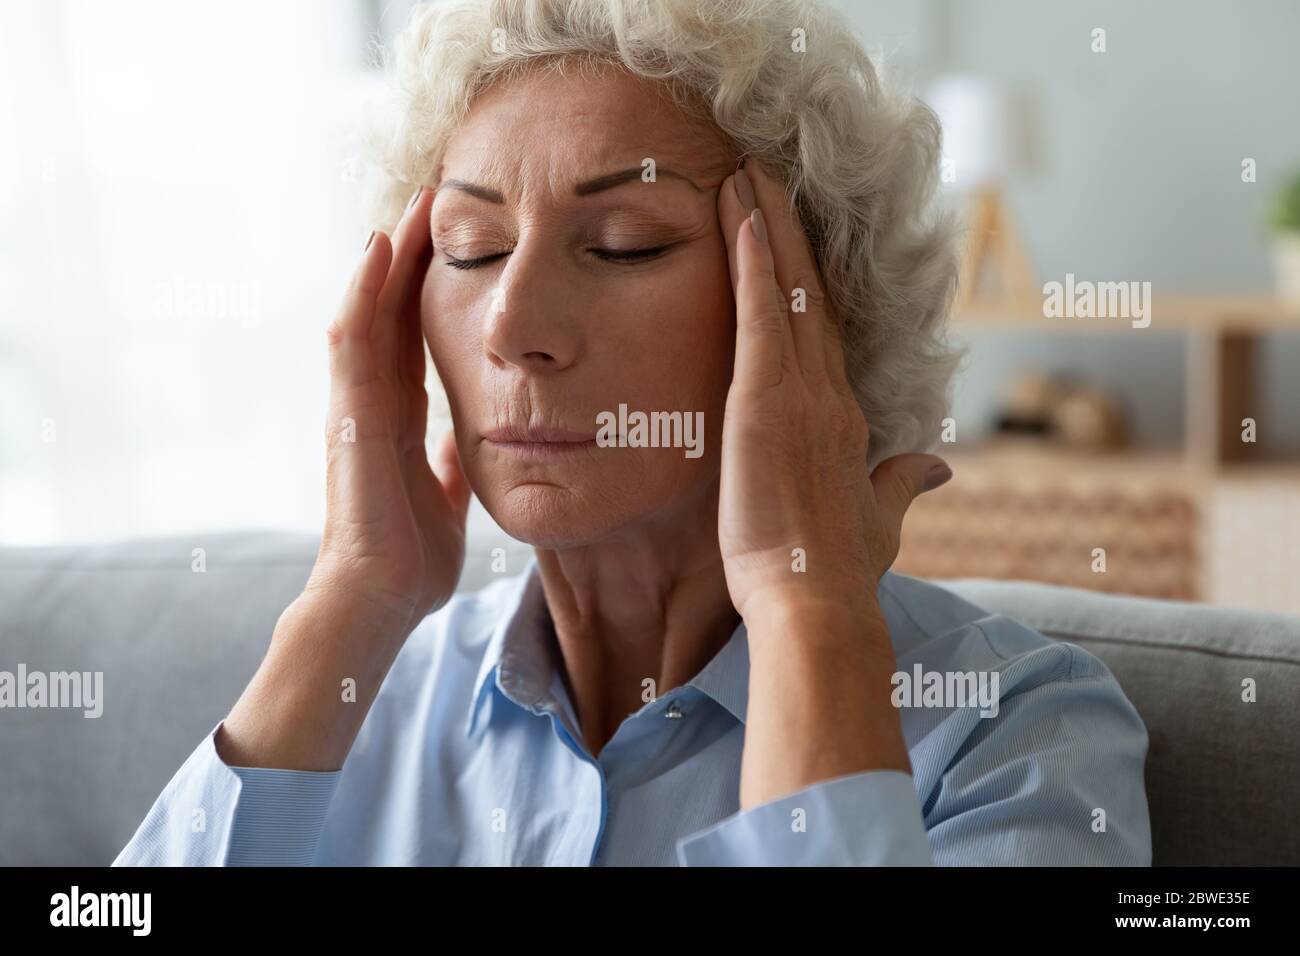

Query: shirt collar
[[465, 559, 554, 738], [465, 557, 751, 738]]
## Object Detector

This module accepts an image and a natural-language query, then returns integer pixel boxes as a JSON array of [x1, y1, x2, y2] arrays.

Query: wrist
[[742, 586, 884, 632], [293, 579, 418, 645], [744, 589, 893, 665], [739, 592, 910, 804]]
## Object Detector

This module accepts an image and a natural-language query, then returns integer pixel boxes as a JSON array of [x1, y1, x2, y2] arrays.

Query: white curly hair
[[365, 0, 962, 466]]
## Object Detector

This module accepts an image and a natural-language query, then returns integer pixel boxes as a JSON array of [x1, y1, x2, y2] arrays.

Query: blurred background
[[3, 0, 1300, 611]]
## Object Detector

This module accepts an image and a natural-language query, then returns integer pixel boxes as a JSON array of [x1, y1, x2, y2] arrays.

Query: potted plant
[[1269, 171, 1300, 307]]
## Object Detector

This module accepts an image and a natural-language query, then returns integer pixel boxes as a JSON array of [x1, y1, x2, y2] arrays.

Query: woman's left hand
[[715, 161, 951, 623], [715, 162, 952, 808]]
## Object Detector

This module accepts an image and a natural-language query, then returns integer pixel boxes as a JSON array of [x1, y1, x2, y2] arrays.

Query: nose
[[482, 237, 582, 373]]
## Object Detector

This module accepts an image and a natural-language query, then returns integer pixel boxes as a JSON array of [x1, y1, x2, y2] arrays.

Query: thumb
[[432, 428, 472, 523], [869, 453, 952, 542]]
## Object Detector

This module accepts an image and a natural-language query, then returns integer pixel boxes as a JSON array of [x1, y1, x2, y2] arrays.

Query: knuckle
[[725, 397, 785, 434], [351, 273, 383, 306], [749, 251, 778, 280], [889, 467, 916, 501], [748, 304, 788, 337], [830, 402, 870, 453], [791, 273, 827, 309], [849, 417, 870, 454], [824, 403, 850, 437], [324, 421, 348, 456]]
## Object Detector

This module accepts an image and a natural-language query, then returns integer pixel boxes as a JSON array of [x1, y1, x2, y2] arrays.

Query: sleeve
[[112, 720, 342, 866], [675, 770, 933, 866], [675, 642, 1151, 867], [923, 655, 1152, 866]]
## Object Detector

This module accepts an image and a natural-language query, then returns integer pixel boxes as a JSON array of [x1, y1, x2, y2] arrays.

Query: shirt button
[[665, 701, 685, 719]]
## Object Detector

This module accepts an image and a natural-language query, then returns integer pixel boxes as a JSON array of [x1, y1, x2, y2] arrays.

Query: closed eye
[[442, 251, 509, 271], [441, 245, 673, 270], [591, 245, 672, 264]]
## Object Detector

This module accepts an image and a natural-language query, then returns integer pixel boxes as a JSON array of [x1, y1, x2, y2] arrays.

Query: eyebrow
[[435, 166, 702, 203]]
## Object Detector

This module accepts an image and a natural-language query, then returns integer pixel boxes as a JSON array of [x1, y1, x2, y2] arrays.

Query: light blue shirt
[[113, 562, 1151, 866]]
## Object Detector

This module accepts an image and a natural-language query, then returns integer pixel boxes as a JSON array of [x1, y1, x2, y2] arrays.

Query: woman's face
[[421, 65, 738, 548]]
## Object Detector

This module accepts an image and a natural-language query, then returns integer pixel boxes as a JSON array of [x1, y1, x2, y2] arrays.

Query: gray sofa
[[2, 530, 1297, 866]]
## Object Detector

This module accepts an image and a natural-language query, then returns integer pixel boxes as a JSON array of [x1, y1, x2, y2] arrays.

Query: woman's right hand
[[216, 188, 466, 772], [307, 186, 470, 634]]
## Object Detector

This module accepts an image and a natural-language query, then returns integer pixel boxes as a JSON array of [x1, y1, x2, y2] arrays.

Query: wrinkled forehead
[[436, 63, 736, 201]]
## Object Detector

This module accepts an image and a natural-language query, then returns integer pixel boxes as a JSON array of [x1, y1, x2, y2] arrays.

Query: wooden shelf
[[940, 442, 1300, 484], [952, 295, 1300, 333], [948, 296, 1298, 470], [920, 292, 1300, 610]]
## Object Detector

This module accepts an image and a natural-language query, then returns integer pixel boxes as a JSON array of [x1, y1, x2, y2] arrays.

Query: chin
[[480, 481, 635, 550]]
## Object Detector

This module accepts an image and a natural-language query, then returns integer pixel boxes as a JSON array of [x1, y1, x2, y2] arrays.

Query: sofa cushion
[[941, 578, 1300, 865], [2, 530, 1296, 865]]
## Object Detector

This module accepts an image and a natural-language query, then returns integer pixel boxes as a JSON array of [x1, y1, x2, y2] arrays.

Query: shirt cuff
[[675, 769, 934, 866], [218, 724, 343, 866]]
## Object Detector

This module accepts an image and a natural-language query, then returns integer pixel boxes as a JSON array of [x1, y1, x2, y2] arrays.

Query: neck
[[534, 481, 740, 758]]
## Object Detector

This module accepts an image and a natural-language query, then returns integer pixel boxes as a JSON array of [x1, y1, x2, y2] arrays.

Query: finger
[[869, 453, 953, 556], [734, 207, 797, 392], [327, 229, 393, 390], [741, 162, 831, 380], [718, 169, 749, 290], [431, 428, 471, 523], [822, 304, 853, 394], [395, 239, 434, 449], [720, 169, 795, 338], [375, 186, 434, 377], [722, 170, 798, 389]]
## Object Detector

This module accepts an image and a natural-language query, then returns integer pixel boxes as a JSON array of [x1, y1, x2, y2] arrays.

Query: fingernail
[[923, 462, 953, 492], [750, 208, 767, 245], [364, 230, 375, 252], [733, 168, 756, 210], [407, 186, 422, 210]]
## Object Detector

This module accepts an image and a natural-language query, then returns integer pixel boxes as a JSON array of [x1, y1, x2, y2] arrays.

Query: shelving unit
[[951, 295, 1300, 467], [893, 296, 1300, 612]]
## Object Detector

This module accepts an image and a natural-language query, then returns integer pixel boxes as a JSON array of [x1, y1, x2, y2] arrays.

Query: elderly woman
[[116, 0, 1149, 866]]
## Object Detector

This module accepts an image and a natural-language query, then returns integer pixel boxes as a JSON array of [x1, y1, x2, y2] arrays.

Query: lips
[[481, 425, 598, 444], [481, 425, 601, 459]]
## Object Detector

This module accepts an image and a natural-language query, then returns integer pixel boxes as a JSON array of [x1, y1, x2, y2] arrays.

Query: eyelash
[[442, 246, 671, 270]]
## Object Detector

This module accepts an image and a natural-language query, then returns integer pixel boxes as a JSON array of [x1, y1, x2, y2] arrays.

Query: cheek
[[420, 271, 481, 390], [627, 244, 735, 395], [418, 277, 480, 426]]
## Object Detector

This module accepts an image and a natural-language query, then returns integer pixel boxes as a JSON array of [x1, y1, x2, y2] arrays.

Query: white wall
[[0, 0, 386, 544], [930, 0, 1300, 451], [4, 0, 1298, 547]]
